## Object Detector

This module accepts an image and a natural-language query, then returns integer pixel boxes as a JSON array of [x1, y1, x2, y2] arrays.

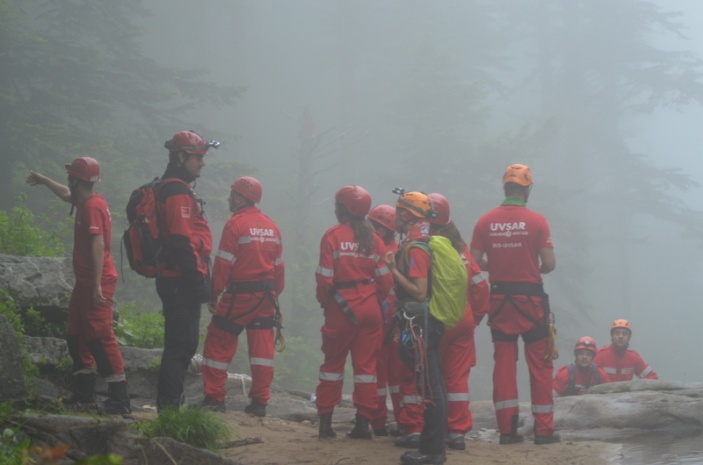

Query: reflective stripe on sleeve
[[376, 265, 390, 276], [216, 249, 236, 263], [602, 367, 617, 374], [316, 266, 334, 277], [640, 366, 654, 377]]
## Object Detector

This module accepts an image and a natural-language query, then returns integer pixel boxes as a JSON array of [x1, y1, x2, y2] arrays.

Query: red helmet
[[428, 193, 450, 225], [65, 157, 100, 183], [231, 176, 262, 203], [335, 185, 372, 217], [574, 336, 597, 355], [164, 130, 218, 155], [368, 204, 396, 232], [503, 164, 533, 186]]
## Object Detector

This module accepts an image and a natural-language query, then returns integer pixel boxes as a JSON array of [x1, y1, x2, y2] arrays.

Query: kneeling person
[[553, 337, 610, 396]]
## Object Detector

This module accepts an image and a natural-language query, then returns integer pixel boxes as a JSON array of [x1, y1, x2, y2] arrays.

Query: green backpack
[[407, 236, 468, 328]]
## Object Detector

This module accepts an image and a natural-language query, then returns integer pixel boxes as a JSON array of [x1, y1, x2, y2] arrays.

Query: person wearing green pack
[[470, 164, 559, 445], [386, 190, 451, 465], [428, 193, 490, 451]]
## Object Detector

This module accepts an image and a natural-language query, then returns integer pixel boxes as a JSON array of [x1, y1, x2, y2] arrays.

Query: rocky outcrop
[[0, 253, 73, 323], [0, 315, 25, 399], [490, 380, 703, 441]]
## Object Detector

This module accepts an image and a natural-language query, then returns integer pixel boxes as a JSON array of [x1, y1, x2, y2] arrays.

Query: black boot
[[61, 373, 97, 411], [244, 399, 266, 417], [318, 412, 337, 439], [347, 414, 372, 439], [103, 381, 132, 414]]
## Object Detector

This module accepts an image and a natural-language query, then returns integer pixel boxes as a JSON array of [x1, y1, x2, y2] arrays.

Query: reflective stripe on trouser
[[67, 280, 126, 381], [493, 338, 554, 436], [371, 340, 392, 430], [396, 355, 424, 434], [202, 322, 275, 404], [386, 340, 404, 425], [315, 298, 382, 418], [440, 317, 475, 434]]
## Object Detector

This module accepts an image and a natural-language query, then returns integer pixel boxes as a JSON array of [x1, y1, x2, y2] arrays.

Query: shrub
[[134, 407, 230, 450], [114, 302, 164, 349], [0, 194, 65, 257]]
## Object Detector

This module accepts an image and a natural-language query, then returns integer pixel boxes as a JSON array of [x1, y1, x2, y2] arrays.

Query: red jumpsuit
[[202, 206, 284, 405], [552, 364, 610, 396], [439, 245, 490, 435], [315, 223, 393, 420], [593, 345, 658, 382], [470, 204, 555, 437], [67, 194, 124, 382], [371, 237, 400, 432]]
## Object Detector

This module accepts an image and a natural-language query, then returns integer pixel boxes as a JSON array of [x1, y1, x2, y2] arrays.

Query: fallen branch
[[222, 437, 264, 448]]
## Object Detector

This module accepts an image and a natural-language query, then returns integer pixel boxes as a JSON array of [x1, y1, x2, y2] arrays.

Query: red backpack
[[123, 178, 182, 278]]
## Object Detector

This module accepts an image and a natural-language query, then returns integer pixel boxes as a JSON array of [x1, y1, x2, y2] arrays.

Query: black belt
[[334, 279, 372, 290], [226, 279, 275, 294], [490, 281, 544, 296]]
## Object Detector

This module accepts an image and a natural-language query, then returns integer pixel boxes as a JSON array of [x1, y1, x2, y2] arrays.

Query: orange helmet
[[164, 130, 219, 155], [502, 164, 533, 186], [574, 336, 597, 355], [610, 319, 631, 333], [368, 204, 396, 232], [335, 185, 372, 217], [65, 157, 100, 183], [231, 176, 262, 203], [396, 191, 435, 219], [428, 193, 450, 225]]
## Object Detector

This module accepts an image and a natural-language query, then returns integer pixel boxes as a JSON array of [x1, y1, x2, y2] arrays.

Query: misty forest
[[3, 0, 703, 400]]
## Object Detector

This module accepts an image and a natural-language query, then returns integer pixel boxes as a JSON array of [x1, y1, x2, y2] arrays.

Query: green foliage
[[0, 291, 24, 337], [55, 355, 73, 374], [114, 302, 164, 349], [0, 428, 30, 465], [23, 307, 65, 338], [0, 194, 65, 257], [0, 291, 40, 387], [134, 407, 230, 451], [273, 336, 322, 392]]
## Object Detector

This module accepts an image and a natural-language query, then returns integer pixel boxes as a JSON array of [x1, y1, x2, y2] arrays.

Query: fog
[[11, 0, 703, 400]]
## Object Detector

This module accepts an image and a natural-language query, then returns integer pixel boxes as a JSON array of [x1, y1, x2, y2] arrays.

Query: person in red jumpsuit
[[553, 337, 610, 396], [26, 157, 131, 414], [316, 185, 393, 440], [428, 193, 490, 451], [593, 319, 658, 382], [201, 176, 285, 416], [156, 130, 216, 411], [470, 164, 560, 445], [386, 191, 448, 465], [366, 204, 402, 436]]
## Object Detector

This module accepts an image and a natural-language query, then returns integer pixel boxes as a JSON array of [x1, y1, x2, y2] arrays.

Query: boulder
[[0, 254, 73, 324], [0, 315, 26, 399]]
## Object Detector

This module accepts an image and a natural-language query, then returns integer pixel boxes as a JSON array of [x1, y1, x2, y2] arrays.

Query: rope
[[274, 311, 286, 352], [407, 318, 434, 406]]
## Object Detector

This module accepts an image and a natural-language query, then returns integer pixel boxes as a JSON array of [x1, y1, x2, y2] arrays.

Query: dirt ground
[[204, 411, 620, 465]]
